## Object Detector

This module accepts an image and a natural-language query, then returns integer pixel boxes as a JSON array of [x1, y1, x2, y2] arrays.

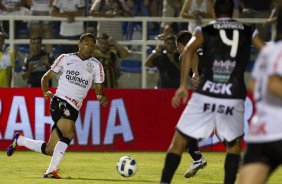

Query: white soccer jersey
[[51, 53, 104, 110], [246, 41, 282, 143]]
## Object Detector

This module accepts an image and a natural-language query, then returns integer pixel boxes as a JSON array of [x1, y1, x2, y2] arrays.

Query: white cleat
[[184, 157, 207, 178]]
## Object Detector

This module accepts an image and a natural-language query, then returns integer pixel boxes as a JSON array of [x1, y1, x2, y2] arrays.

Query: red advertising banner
[[0, 88, 254, 151]]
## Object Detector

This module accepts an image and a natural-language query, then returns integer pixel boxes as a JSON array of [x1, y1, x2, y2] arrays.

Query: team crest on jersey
[[86, 62, 94, 73]]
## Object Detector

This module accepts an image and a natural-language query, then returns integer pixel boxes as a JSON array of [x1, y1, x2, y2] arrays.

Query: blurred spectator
[[126, 0, 149, 40], [126, 0, 160, 40], [25, 0, 54, 52], [233, 0, 240, 17], [22, 37, 51, 87], [265, 0, 282, 27], [50, 0, 85, 53], [149, 0, 159, 17], [93, 32, 131, 88], [180, 0, 214, 32], [239, 0, 272, 41], [0, 0, 29, 37], [0, 32, 14, 87], [145, 35, 180, 89], [85, 0, 97, 35], [152, 23, 174, 55], [155, 23, 174, 40], [89, 0, 131, 41], [161, 0, 183, 33], [13, 44, 29, 87]]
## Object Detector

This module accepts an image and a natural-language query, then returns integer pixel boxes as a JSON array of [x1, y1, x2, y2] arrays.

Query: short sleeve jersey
[[51, 53, 105, 110], [195, 18, 256, 99], [246, 41, 282, 143]]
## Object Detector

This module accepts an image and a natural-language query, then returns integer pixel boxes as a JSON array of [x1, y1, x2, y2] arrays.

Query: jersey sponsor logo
[[65, 70, 89, 88], [203, 103, 234, 115], [65, 96, 80, 109], [212, 60, 236, 83], [202, 80, 232, 95]]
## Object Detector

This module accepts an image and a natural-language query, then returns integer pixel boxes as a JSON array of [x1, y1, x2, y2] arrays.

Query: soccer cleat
[[184, 157, 207, 178], [7, 132, 22, 157], [43, 170, 61, 179]]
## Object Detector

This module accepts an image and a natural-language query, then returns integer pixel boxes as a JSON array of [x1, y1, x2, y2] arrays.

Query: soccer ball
[[116, 156, 138, 177]]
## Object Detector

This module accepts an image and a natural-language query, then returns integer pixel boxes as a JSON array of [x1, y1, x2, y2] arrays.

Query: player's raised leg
[[6, 132, 50, 157]]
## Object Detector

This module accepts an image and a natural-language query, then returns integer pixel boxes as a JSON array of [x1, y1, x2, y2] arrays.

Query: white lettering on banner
[[104, 99, 134, 144], [202, 80, 232, 95], [4, 96, 33, 139], [2, 96, 134, 145], [35, 97, 53, 140], [75, 101, 101, 145]]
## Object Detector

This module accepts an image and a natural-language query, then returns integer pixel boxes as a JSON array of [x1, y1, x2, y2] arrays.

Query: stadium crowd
[[0, 0, 277, 89]]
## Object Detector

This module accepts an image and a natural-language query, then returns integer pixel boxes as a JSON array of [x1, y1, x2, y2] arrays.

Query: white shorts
[[176, 93, 244, 142]]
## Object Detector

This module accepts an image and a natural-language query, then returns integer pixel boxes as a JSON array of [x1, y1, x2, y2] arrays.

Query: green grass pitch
[[1, 151, 282, 184]]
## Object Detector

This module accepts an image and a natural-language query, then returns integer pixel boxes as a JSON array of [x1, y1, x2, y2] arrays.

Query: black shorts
[[50, 96, 79, 126], [243, 140, 282, 172]]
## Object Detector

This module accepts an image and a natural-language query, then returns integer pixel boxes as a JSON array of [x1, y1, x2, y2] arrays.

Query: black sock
[[161, 153, 181, 183], [187, 139, 202, 161], [41, 142, 47, 155], [224, 153, 240, 184]]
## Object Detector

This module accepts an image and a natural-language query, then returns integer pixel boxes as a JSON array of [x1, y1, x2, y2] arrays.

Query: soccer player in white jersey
[[239, 7, 282, 184], [6, 33, 108, 179], [160, 0, 264, 183]]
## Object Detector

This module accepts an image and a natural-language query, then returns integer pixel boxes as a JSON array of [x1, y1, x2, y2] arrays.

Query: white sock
[[45, 141, 68, 174], [17, 136, 44, 153]]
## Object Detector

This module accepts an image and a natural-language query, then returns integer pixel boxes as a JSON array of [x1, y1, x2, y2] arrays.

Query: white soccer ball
[[116, 156, 138, 177]]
